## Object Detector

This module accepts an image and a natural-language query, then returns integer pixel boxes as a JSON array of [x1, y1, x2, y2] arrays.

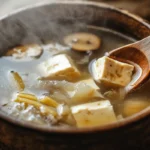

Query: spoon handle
[[133, 35, 150, 62]]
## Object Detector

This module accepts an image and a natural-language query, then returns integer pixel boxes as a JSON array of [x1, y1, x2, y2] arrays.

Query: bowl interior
[[0, 1, 150, 133]]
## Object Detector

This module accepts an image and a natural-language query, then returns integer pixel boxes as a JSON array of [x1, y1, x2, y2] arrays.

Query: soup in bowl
[[1, 25, 149, 128], [0, 1, 150, 150]]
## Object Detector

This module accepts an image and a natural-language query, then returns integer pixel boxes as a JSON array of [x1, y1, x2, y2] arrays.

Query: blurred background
[[0, 0, 149, 21]]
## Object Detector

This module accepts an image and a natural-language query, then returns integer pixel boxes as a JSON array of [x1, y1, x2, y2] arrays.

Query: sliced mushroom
[[5, 44, 43, 59], [64, 32, 101, 51]]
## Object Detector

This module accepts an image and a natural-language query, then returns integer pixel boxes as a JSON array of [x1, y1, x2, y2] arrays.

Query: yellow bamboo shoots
[[39, 96, 59, 108], [11, 71, 25, 91], [15, 97, 57, 117], [18, 93, 38, 101]]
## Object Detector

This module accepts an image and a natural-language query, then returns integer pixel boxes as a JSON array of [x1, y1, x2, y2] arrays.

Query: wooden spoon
[[107, 35, 150, 93]]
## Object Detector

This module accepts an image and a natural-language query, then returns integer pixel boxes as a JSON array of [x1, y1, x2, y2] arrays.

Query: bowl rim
[[0, 0, 150, 134]]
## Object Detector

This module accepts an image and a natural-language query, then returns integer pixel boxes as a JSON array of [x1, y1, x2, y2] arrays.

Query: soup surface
[[0, 26, 150, 128]]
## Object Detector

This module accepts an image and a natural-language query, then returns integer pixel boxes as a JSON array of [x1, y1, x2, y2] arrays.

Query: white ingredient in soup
[[0, 29, 150, 128]]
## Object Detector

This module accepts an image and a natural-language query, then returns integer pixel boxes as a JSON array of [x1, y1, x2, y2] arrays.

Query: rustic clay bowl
[[0, 1, 150, 150]]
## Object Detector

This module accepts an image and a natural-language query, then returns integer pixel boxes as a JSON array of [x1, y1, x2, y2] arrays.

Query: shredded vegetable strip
[[40, 96, 59, 108], [11, 71, 25, 91], [15, 97, 57, 117], [18, 93, 38, 101]]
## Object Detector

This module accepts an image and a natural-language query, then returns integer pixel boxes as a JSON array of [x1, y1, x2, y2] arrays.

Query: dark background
[[95, 0, 150, 21]]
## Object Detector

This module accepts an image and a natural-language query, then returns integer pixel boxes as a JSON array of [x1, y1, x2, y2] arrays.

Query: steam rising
[[0, 0, 106, 55]]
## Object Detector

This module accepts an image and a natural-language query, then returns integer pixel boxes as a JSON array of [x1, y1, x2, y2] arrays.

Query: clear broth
[[0, 26, 149, 127]]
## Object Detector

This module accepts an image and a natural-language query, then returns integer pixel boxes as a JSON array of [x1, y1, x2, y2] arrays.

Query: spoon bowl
[[108, 36, 150, 92]]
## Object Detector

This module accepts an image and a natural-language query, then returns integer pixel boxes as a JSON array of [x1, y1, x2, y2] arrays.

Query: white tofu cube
[[38, 54, 80, 81], [68, 82, 103, 105], [71, 100, 117, 127], [91, 56, 134, 87], [79, 78, 99, 90]]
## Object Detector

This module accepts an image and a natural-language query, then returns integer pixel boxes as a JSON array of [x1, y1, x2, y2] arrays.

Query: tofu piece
[[68, 82, 103, 105], [71, 100, 117, 127], [91, 56, 134, 87], [38, 54, 80, 81], [79, 78, 99, 90], [123, 99, 150, 117]]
